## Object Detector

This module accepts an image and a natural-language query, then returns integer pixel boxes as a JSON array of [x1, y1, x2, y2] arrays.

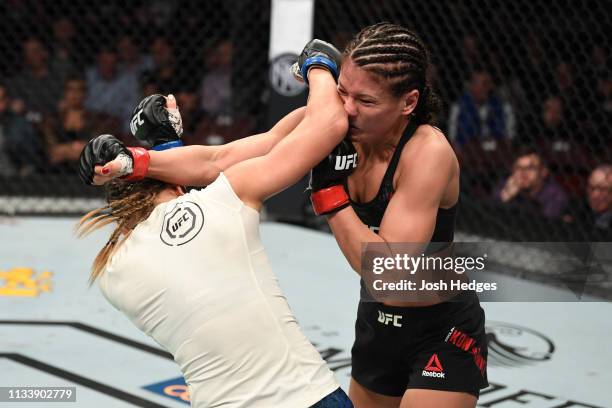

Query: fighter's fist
[[130, 94, 183, 149], [78, 134, 150, 185], [310, 138, 357, 191], [309, 137, 358, 215], [79, 134, 127, 185], [291, 39, 342, 84]]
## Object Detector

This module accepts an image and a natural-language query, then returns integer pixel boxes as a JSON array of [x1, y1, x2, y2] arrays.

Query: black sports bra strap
[[381, 120, 419, 183]]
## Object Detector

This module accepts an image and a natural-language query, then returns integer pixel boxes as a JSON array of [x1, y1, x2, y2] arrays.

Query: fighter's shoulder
[[185, 173, 245, 210], [402, 123, 454, 164]]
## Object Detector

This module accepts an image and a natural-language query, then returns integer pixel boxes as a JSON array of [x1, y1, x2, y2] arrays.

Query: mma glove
[[130, 94, 183, 150], [309, 137, 358, 215], [291, 39, 342, 84], [78, 134, 150, 184]]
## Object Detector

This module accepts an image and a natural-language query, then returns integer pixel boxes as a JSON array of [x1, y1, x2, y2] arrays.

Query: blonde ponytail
[[76, 178, 168, 284]]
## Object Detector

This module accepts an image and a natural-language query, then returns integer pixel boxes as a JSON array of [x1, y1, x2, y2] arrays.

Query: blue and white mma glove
[[290, 39, 342, 85], [130, 94, 184, 151]]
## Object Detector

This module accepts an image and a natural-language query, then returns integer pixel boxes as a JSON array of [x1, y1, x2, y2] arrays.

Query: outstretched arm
[[83, 39, 344, 192], [226, 68, 348, 209], [143, 107, 306, 186], [91, 104, 306, 186]]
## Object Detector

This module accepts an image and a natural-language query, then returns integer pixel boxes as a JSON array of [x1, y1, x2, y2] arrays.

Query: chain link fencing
[[312, 0, 611, 242], [0, 0, 270, 213], [1, 0, 610, 245]]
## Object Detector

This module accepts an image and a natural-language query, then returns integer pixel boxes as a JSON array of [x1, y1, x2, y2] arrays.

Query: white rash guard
[[98, 173, 338, 407]]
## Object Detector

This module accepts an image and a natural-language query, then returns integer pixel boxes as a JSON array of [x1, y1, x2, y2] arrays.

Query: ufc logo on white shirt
[[130, 109, 144, 135], [335, 154, 357, 170], [378, 311, 402, 327]]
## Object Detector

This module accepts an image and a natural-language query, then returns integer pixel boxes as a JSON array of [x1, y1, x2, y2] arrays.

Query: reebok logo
[[422, 353, 445, 378], [335, 153, 357, 170], [377, 311, 402, 327]]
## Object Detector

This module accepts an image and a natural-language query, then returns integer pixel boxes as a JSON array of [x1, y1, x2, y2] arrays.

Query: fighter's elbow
[[328, 114, 349, 139], [305, 103, 348, 136], [190, 162, 221, 186]]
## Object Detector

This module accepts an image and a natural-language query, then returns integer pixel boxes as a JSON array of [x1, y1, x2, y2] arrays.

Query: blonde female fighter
[[77, 40, 353, 408]]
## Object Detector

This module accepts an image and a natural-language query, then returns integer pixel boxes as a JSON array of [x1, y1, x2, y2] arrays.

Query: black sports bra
[[345, 121, 457, 244]]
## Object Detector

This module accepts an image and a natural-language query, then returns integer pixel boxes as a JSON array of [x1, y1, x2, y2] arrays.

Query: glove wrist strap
[[152, 140, 183, 151], [301, 56, 339, 84], [123, 147, 150, 181], [311, 185, 349, 216]]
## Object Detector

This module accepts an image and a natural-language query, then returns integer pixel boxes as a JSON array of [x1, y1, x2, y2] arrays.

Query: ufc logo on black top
[[335, 153, 357, 170], [130, 109, 144, 135]]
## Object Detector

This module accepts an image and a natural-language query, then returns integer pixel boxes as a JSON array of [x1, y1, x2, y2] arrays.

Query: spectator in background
[[85, 47, 139, 134], [141, 36, 180, 96], [459, 34, 484, 82], [8, 37, 65, 118], [564, 165, 612, 232], [518, 33, 547, 111], [535, 96, 572, 143], [448, 68, 515, 146], [520, 95, 588, 174], [594, 63, 612, 131], [200, 40, 233, 120], [116, 34, 153, 119], [188, 71, 253, 146], [493, 147, 568, 218], [50, 16, 79, 79], [117, 34, 153, 77], [580, 47, 611, 158], [42, 78, 120, 172], [552, 61, 591, 127], [134, 0, 178, 30], [191, 39, 253, 145], [141, 75, 159, 99], [174, 83, 205, 144], [586, 165, 612, 230], [554, 62, 576, 101], [585, 44, 609, 101], [0, 84, 42, 176]]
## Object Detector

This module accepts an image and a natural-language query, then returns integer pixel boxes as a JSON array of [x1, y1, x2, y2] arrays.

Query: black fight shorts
[[351, 290, 488, 397]]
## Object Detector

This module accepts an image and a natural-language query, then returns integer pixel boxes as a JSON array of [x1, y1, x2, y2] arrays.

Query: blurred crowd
[[329, 30, 612, 239], [0, 1, 610, 239], [0, 33, 252, 176], [0, 0, 260, 180], [446, 38, 612, 238]]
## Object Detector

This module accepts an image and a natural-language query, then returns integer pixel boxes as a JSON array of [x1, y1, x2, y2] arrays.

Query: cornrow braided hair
[[75, 178, 168, 284], [344, 22, 441, 124]]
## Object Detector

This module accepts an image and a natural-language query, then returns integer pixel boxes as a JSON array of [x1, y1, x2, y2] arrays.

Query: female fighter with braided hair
[[76, 40, 354, 408], [305, 23, 489, 407]]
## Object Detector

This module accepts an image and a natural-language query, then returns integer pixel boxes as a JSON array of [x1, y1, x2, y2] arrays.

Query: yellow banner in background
[[0, 267, 53, 297]]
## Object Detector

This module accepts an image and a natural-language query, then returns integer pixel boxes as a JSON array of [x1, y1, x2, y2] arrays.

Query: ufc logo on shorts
[[335, 154, 357, 170], [130, 109, 144, 135], [377, 311, 402, 327]]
